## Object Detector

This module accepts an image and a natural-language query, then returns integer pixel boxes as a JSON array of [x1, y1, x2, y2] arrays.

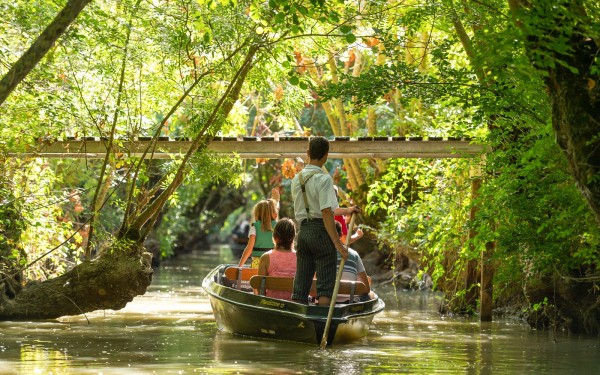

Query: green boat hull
[[202, 264, 385, 345]]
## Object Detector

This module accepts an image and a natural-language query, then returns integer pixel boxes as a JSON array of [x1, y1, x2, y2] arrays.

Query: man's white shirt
[[291, 165, 338, 222]]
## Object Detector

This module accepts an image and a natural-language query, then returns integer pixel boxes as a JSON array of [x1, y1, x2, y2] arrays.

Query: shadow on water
[[1, 245, 599, 374]]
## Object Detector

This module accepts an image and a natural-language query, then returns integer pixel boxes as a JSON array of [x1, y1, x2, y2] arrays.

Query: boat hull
[[202, 265, 385, 345]]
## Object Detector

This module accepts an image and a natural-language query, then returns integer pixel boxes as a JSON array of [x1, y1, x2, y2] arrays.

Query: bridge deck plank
[[10, 137, 487, 159]]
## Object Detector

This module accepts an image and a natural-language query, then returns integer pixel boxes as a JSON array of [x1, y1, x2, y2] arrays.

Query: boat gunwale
[[202, 264, 385, 322]]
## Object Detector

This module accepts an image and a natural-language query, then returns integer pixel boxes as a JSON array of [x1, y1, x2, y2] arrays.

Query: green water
[[0, 245, 598, 374]]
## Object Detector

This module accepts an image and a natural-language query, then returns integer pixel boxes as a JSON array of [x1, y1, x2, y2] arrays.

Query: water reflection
[[18, 344, 71, 375], [0, 245, 599, 374]]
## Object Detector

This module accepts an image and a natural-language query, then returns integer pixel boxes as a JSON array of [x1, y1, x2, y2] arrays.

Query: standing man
[[291, 136, 361, 306]]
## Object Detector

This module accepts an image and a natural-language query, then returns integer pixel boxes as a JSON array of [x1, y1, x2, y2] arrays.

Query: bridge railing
[[8, 136, 488, 159]]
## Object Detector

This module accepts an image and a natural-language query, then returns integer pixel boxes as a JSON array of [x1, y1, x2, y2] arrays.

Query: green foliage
[[154, 150, 243, 258], [519, 1, 600, 73], [0, 0, 269, 278], [2, 0, 600, 326], [367, 158, 473, 289], [529, 297, 549, 313], [0, 166, 26, 261], [354, 0, 600, 314], [478, 122, 600, 290], [319, 41, 473, 111], [0, 159, 86, 280]]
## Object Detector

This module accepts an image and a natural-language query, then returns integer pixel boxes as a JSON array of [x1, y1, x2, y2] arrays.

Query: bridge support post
[[465, 171, 481, 310], [467, 158, 494, 321], [474, 156, 494, 322], [480, 241, 495, 321]]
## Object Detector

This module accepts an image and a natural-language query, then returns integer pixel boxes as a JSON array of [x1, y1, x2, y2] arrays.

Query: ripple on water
[[2, 247, 600, 374]]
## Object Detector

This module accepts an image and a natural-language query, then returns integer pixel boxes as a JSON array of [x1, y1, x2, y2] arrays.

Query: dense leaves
[[1, 0, 600, 332]]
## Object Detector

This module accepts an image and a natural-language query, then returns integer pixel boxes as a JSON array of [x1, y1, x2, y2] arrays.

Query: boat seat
[[249, 275, 368, 302], [224, 267, 258, 290]]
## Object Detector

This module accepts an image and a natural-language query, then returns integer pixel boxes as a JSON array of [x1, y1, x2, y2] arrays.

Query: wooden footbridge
[[12, 136, 487, 159], [9, 134, 492, 322]]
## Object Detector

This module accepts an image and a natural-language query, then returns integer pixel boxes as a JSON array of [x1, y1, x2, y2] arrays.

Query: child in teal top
[[237, 189, 280, 268]]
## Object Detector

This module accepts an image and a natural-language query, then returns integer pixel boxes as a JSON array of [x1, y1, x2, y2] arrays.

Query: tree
[[0, 0, 92, 106], [0, 0, 367, 319], [511, 1, 600, 226], [333, 0, 600, 333], [0, 0, 261, 318]]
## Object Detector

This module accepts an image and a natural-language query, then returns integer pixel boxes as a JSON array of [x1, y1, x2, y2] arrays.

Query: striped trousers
[[292, 219, 337, 303]]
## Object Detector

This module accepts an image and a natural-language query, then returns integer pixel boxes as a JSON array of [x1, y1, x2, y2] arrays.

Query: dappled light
[[2, 0, 600, 372], [1, 246, 599, 373]]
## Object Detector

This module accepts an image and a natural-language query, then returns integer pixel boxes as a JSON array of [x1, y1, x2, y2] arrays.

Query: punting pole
[[320, 212, 357, 349]]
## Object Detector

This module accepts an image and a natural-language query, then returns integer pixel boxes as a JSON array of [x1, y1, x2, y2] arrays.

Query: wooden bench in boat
[[249, 275, 368, 302], [224, 267, 258, 289]]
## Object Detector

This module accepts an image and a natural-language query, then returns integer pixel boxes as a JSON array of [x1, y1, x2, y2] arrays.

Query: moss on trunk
[[0, 242, 152, 320], [545, 36, 600, 225]]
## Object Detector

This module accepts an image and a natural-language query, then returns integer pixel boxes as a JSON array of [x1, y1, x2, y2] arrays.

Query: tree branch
[[86, 0, 141, 259], [0, 0, 93, 106], [120, 39, 252, 230], [126, 44, 260, 237]]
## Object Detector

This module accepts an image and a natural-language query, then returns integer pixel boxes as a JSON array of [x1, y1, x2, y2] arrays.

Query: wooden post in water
[[474, 156, 494, 322], [480, 241, 495, 321], [465, 182, 481, 310], [465, 166, 482, 310]]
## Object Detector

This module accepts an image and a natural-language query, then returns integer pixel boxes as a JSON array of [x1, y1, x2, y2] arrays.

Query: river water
[[1, 245, 599, 374]]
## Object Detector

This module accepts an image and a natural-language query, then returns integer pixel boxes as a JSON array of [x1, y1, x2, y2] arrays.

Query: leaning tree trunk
[[0, 243, 152, 319], [543, 35, 600, 226], [0, 0, 93, 106], [510, 1, 600, 226]]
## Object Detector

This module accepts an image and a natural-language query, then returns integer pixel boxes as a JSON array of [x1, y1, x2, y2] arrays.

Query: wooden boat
[[202, 264, 385, 346]]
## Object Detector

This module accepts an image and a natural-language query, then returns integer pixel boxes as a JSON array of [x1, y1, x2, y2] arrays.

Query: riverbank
[[359, 243, 599, 337]]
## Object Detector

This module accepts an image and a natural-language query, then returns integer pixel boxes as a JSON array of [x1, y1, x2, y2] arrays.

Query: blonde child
[[237, 189, 279, 268]]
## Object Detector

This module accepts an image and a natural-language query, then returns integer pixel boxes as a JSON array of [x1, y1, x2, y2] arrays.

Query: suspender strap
[[299, 170, 322, 219]]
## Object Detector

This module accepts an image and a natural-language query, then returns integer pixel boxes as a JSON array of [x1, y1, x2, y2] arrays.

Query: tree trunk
[[367, 42, 387, 174], [510, 0, 600, 227], [124, 44, 258, 239], [0, 0, 92, 106], [346, 50, 366, 190], [545, 36, 600, 226], [0, 243, 152, 319]]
